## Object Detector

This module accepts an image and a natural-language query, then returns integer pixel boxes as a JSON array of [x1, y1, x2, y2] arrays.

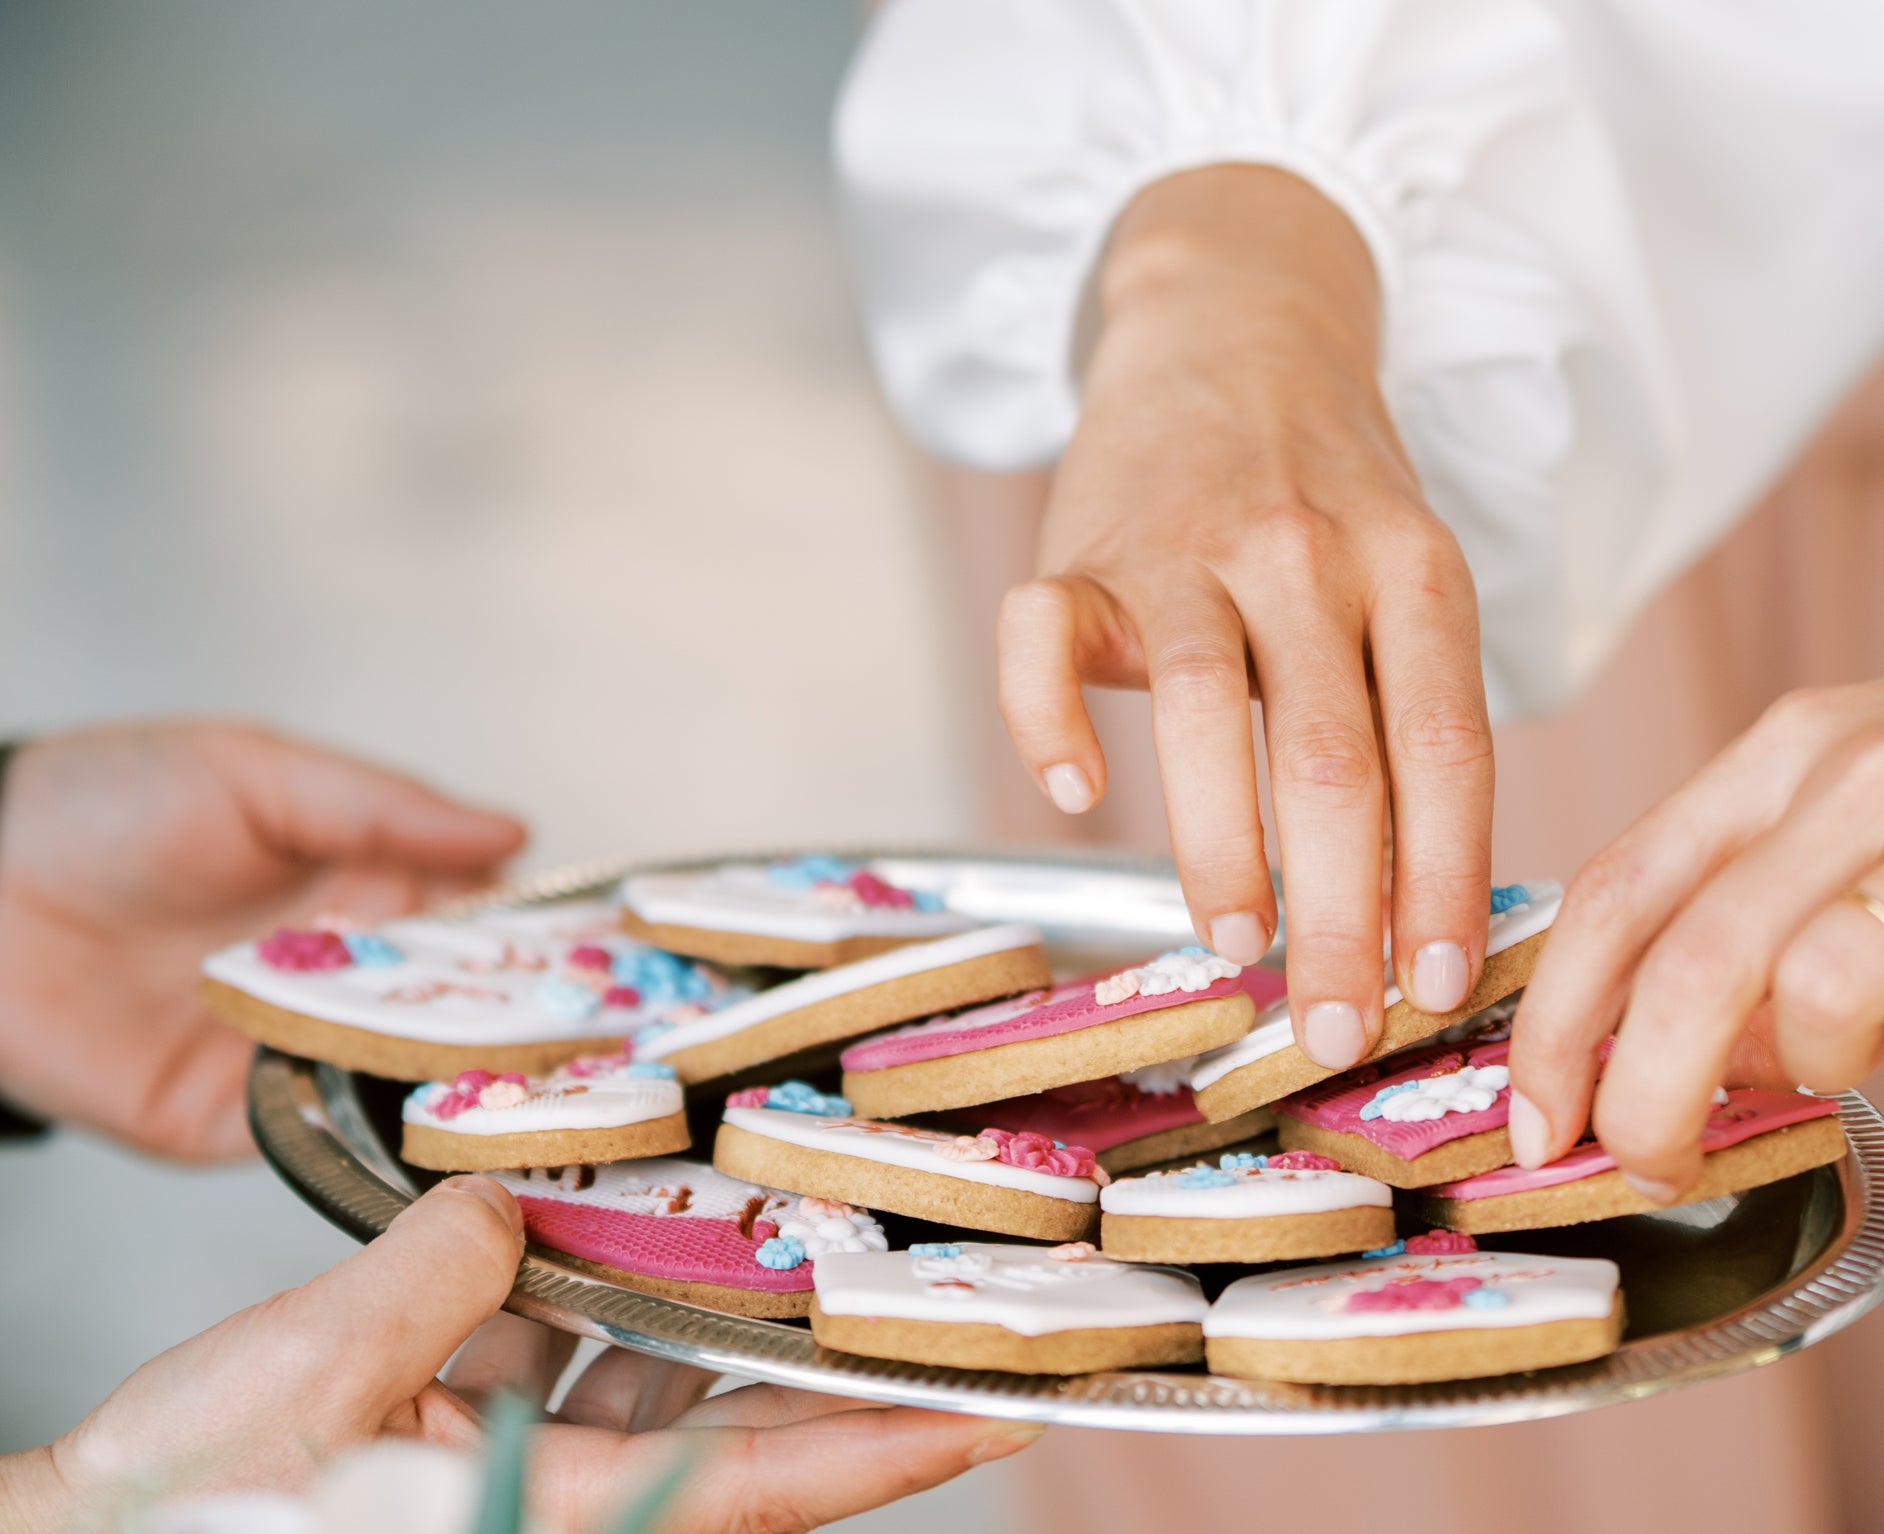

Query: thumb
[[274, 1177, 525, 1420], [227, 730, 527, 873]]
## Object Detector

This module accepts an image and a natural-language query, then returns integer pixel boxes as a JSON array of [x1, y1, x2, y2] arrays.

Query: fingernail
[[968, 1423, 1047, 1465], [1043, 763, 1095, 814], [1208, 911, 1271, 965], [1410, 941, 1470, 1013], [1302, 1002, 1367, 1069], [1507, 1089, 1550, 1168], [445, 1174, 523, 1235], [1623, 1172, 1682, 1206]]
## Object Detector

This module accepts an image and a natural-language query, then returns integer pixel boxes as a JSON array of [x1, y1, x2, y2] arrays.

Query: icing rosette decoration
[[937, 1127, 1108, 1183], [1093, 946, 1242, 1006], [725, 1080, 852, 1116], [765, 854, 945, 913], [422, 1068, 530, 1121], [257, 923, 406, 972], [1363, 1230, 1482, 1261], [1344, 1275, 1507, 1313], [535, 939, 736, 1027], [1358, 1060, 1511, 1123]]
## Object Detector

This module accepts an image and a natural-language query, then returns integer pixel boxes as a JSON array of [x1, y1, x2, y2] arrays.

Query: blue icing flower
[[911, 889, 945, 913], [1490, 884, 1531, 915], [1219, 1152, 1268, 1171], [631, 1019, 676, 1046], [626, 1062, 677, 1080], [766, 1080, 851, 1116], [1359, 1080, 1420, 1121], [909, 1243, 963, 1259], [755, 1235, 806, 1270], [612, 945, 711, 1004], [1463, 1286, 1511, 1309], [767, 855, 856, 889], [343, 932, 404, 967], [1177, 1166, 1237, 1189], [536, 976, 601, 1025], [1363, 1240, 1407, 1260], [1177, 945, 1211, 958]]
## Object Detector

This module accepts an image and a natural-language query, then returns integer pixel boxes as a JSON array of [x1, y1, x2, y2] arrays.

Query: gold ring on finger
[[1844, 888, 1884, 930]]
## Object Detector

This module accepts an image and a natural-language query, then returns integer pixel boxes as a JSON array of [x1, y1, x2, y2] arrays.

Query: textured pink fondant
[[1275, 1039, 1511, 1162], [1426, 1090, 1843, 1200], [514, 1198, 812, 1292], [972, 1077, 1205, 1152], [840, 964, 1288, 1073]]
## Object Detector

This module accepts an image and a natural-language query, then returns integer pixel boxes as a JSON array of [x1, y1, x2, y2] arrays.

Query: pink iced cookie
[[970, 1059, 1279, 1175], [1274, 1037, 1515, 1188], [841, 950, 1285, 1119], [1416, 1089, 1847, 1234], [490, 1158, 886, 1318]]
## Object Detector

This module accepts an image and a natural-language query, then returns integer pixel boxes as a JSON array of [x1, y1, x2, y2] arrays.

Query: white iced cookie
[[1188, 880, 1564, 1119], [1204, 1243, 1624, 1385], [1098, 1150, 1395, 1265], [399, 1053, 689, 1172], [201, 900, 751, 1080], [619, 855, 976, 967], [630, 923, 1051, 1085], [809, 1241, 1208, 1375]]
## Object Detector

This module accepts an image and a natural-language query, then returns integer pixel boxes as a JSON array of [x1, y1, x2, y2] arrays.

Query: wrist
[[1099, 164, 1380, 376], [0, 1445, 75, 1534]]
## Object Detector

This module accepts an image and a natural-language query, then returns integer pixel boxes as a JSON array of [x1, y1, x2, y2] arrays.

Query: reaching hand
[[997, 165, 1494, 1067], [0, 719, 526, 1160], [1510, 680, 1884, 1199], [0, 1178, 1040, 1533]]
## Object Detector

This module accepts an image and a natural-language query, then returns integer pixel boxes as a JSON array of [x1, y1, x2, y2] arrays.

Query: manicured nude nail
[[1623, 1172, 1682, 1206], [1208, 912, 1271, 965], [445, 1174, 523, 1234], [968, 1422, 1047, 1465], [1302, 1001, 1367, 1069], [1507, 1089, 1550, 1169], [1410, 941, 1470, 1014], [1042, 763, 1095, 814]]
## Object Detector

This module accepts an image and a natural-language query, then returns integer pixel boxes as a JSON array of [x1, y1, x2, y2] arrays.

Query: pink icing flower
[[1404, 1229, 1479, 1255], [726, 1087, 770, 1109], [257, 927, 352, 972], [1267, 1151, 1343, 1173], [978, 1128, 1103, 1181], [847, 870, 915, 909], [1346, 1276, 1483, 1312], [603, 985, 643, 1009], [426, 1084, 481, 1121], [935, 1135, 1001, 1163], [1049, 1242, 1097, 1262], [478, 1080, 529, 1110], [567, 944, 614, 972], [454, 1069, 496, 1093]]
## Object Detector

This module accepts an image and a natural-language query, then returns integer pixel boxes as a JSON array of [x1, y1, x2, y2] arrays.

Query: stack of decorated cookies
[[202, 861, 1849, 1388]]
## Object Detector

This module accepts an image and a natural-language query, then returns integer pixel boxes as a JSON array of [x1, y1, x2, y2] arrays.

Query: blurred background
[[0, 4, 1007, 1525]]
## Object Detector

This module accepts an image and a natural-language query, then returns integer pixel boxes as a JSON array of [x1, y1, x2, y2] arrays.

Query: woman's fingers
[[1239, 560, 1384, 1068], [1595, 733, 1884, 1197], [555, 1349, 718, 1433], [441, 1311, 577, 1415], [1508, 734, 1800, 1166], [1367, 521, 1495, 1014], [997, 576, 1139, 815], [1771, 873, 1884, 1091], [1139, 587, 1275, 963]]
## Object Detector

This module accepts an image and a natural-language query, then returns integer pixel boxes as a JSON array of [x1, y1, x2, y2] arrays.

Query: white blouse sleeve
[[834, 0, 1677, 718]]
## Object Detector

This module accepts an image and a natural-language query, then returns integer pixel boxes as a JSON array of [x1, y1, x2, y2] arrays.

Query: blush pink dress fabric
[[930, 364, 1884, 1533]]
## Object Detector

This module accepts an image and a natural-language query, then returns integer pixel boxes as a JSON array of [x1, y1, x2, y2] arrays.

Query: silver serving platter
[[249, 850, 1884, 1434]]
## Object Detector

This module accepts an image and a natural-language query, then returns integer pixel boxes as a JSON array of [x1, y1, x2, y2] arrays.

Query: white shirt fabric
[[834, 0, 1884, 718]]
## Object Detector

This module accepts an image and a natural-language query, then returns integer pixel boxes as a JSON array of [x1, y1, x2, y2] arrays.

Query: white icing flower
[[477, 1080, 529, 1111], [1378, 1064, 1511, 1122], [1096, 949, 1241, 1008], [810, 883, 863, 911], [1120, 1058, 1195, 1096], [775, 1211, 889, 1258]]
